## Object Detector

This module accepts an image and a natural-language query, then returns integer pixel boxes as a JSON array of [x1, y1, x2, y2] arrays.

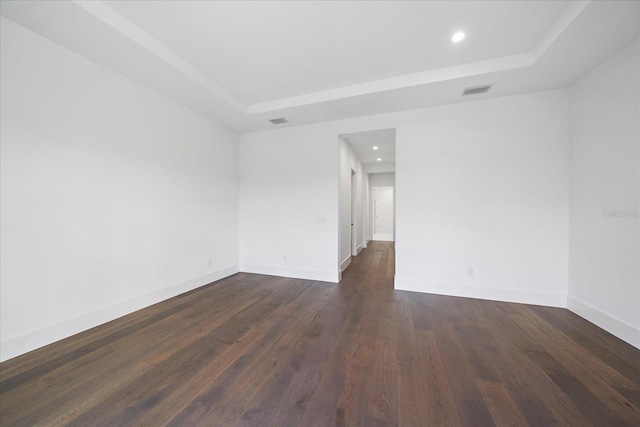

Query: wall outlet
[[467, 267, 474, 277], [283, 254, 288, 261], [208, 258, 212, 266]]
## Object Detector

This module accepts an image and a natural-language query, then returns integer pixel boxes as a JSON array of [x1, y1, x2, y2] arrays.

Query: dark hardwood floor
[[1, 241, 639, 426]]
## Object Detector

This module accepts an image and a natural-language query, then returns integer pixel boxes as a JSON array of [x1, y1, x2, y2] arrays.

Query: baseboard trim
[[567, 296, 640, 349], [340, 256, 352, 273], [0, 265, 240, 362], [240, 264, 339, 284], [356, 243, 365, 255], [394, 276, 567, 308]]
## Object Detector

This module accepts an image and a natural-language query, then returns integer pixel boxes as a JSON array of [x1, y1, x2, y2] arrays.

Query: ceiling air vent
[[463, 84, 492, 96], [269, 117, 288, 124]]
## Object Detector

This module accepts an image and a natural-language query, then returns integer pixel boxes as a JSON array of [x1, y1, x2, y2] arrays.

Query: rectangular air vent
[[269, 117, 288, 124], [463, 84, 492, 96]]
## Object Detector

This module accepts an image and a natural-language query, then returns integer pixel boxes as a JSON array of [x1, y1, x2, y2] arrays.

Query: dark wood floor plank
[[77, 300, 285, 426], [232, 299, 335, 426], [334, 299, 380, 426], [516, 306, 640, 392], [476, 379, 528, 427], [158, 282, 317, 426], [0, 301, 192, 395], [525, 348, 628, 426], [263, 286, 352, 427], [452, 322, 502, 383], [194, 289, 329, 426], [296, 300, 366, 426], [162, 315, 295, 426], [30, 280, 296, 425], [510, 308, 640, 425], [475, 302, 592, 426], [414, 328, 463, 426], [531, 305, 640, 368], [133, 300, 299, 426], [0, 273, 254, 384], [529, 305, 640, 391], [2, 241, 640, 426], [433, 323, 495, 426], [394, 292, 429, 427], [366, 302, 398, 425], [408, 292, 433, 331], [1, 282, 275, 426]]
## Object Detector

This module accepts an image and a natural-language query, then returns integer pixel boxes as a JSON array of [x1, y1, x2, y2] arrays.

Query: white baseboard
[[356, 243, 365, 255], [394, 276, 567, 308], [567, 296, 640, 349], [240, 264, 339, 284], [340, 256, 352, 273], [0, 265, 239, 363]]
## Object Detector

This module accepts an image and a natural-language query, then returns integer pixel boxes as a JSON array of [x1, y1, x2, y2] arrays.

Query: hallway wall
[[339, 138, 366, 274]]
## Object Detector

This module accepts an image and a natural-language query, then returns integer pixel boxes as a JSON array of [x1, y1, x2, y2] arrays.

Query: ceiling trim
[[532, 0, 589, 61], [72, 0, 247, 112], [248, 0, 591, 114], [247, 53, 533, 114], [72, 0, 591, 116]]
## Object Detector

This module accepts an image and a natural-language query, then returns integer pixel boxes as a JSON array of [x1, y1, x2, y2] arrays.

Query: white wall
[[239, 127, 339, 283], [395, 91, 570, 307], [365, 163, 396, 174], [338, 138, 365, 273], [568, 39, 640, 348], [238, 90, 571, 307], [369, 173, 396, 187], [369, 173, 396, 241], [0, 19, 239, 362], [358, 170, 368, 250]]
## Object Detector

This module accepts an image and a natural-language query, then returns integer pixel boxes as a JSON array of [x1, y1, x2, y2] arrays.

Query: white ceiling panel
[[342, 128, 396, 165]]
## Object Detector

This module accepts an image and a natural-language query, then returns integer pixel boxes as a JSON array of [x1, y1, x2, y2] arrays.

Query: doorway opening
[[372, 185, 394, 241], [338, 128, 396, 282]]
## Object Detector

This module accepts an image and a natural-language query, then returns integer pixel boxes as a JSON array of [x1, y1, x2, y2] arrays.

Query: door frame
[[351, 169, 357, 256]]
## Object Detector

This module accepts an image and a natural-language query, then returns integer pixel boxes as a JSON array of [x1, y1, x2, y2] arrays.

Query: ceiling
[[105, 0, 569, 105], [1, 1, 639, 133], [341, 129, 396, 167]]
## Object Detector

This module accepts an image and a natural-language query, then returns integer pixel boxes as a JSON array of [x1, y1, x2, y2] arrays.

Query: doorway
[[338, 128, 396, 282]]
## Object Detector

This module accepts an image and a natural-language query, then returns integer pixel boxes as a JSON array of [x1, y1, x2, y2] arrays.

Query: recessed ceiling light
[[377, 158, 382, 162], [373, 146, 379, 150], [452, 32, 465, 43]]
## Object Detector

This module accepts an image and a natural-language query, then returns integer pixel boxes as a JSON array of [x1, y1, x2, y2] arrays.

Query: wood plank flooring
[[1, 241, 639, 426]]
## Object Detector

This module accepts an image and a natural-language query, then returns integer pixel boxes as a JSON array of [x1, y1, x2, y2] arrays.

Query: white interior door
[[373, 186, 394, 241]]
